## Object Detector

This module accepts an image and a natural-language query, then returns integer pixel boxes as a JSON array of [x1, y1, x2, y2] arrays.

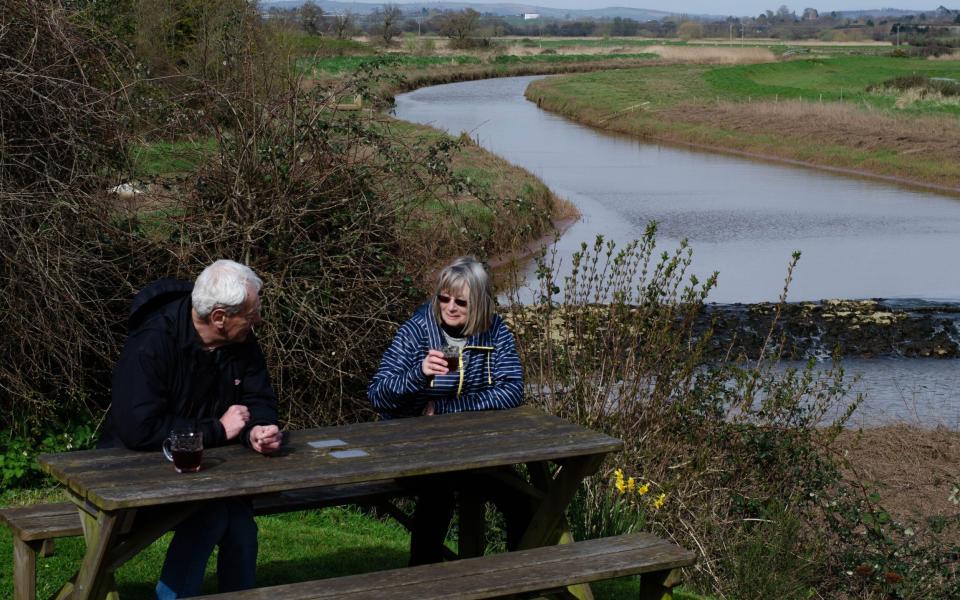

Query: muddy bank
[[701, 299, 960, 359], [838, 425, 960, 529]]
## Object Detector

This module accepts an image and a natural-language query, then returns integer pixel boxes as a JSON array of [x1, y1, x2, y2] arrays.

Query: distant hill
[[834, 8, 940, 18], [262, 1, 673, 20], [261, 2, 938, 21]]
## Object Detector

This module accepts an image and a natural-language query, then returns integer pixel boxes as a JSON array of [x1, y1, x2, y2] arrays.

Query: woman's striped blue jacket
[[368, 303, 524, 419]]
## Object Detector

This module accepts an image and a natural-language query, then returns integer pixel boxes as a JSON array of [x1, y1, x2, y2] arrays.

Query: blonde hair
[[430, 256, 494, 336]]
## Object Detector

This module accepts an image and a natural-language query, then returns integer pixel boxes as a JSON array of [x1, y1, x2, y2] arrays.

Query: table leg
[[50, 501, 203, 600], [517, 454, 605, 550], [639, 568, 683, 600], [73, 508, 123, 600], [518, 455, 605, 600]]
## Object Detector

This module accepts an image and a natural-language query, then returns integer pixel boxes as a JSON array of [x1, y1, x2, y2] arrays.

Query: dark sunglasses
[[437, 293, 468, 308]]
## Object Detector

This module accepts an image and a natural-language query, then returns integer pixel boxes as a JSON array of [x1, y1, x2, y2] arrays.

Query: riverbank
[[524, 57, 960, 194]]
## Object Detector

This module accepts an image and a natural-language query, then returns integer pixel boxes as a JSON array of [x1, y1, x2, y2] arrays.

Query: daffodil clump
[[612, 468, 667, 512]]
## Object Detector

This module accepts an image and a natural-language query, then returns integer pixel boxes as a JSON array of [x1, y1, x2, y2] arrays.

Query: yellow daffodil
[[637, 483, 650, 496], [613, 469, 625, 492], [653, 493, 667, 510], [626, 477, 635, 492]]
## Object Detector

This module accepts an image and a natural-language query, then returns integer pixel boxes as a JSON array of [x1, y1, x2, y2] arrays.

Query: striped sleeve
[[367, 319, 430, 417], [440, 320, 524, 414]]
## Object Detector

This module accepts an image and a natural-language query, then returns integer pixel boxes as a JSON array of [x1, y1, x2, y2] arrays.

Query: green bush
[[507, 234, 856, 598], [0, 422, 97, 489]]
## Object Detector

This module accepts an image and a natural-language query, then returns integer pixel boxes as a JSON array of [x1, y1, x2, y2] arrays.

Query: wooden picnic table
[[37, 406, 623, 600]]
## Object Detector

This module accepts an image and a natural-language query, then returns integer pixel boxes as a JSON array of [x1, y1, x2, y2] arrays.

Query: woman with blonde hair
[[368, 256, 527, 564]]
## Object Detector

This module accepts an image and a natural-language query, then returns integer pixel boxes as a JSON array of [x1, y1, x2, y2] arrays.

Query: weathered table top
[[38, 406, 622, 512]]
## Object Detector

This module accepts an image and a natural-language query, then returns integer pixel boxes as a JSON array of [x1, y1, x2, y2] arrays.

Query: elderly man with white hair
[[99, 259, 281, 599]]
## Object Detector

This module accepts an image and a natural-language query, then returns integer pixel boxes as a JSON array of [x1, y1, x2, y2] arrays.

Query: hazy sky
[[391, 2, 946, 17]]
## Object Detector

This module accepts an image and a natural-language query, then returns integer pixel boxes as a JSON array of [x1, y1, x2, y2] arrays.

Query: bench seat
[[0, 480, 406, 600], [193, 532, 696, 600]]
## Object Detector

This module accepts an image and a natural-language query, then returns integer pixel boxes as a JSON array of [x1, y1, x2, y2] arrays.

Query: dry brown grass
[[499, 45, 646, 57], [645, 45, 776, 64], [838, 425, 960, 526], [928, 51, 960, 61], [690, 38, 892, 47], [665, 99, 960, 160]]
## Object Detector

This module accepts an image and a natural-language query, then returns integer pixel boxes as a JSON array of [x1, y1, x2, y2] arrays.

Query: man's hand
[[249, 424, 282, 454], [422, 400, 435, 416], [219, 404, 250, 440]]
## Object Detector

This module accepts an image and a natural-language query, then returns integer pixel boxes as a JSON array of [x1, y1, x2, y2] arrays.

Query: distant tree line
[[265, 2, 960, 47]]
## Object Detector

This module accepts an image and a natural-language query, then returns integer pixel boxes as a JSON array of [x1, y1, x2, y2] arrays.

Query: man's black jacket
[[98, 279, 278, 450]]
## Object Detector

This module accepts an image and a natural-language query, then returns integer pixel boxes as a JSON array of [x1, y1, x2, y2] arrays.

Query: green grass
[[130, 139, 216, 177], [297, 55, 483, 75], [704, 56, 960, 115], [0, 496, 704, 600], [536, 56, 960, 118], [533, 64, 713, 111]]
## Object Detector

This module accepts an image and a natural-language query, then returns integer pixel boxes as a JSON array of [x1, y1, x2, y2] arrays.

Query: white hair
[[192, 260, 262, 319]]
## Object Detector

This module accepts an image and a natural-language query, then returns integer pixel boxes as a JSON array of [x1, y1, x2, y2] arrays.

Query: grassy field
[[525, 55, 960, 190], [703, 56, 960, 115], [0, 489, 701, 600]]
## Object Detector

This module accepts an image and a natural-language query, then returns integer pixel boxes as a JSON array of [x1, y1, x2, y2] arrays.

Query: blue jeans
[[154, 498, 258, 599]]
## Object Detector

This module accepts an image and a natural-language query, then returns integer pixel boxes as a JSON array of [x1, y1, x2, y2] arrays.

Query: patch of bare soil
[[838, 426, 960, 524]]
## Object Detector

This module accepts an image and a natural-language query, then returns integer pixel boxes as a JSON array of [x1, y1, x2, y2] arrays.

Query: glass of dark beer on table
[[163, 431, 203, 473]]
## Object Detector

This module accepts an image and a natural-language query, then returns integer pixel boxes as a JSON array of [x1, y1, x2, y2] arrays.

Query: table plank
[[91, 424, 617, 509], [39, 408, 622, 511], [42, 407, 552, 473]]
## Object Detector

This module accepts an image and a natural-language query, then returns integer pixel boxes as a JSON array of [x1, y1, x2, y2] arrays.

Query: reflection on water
[[810, 358, 960, 429], [394, 76, 960, 304]]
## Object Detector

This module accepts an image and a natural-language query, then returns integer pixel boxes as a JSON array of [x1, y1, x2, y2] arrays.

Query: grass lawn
[[703, 56, 960, 115], [0, 498, 704, 600], [130, 139, 216, 178]]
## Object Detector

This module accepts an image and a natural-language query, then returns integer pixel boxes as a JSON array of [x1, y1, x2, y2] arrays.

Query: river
[[393, 75, 960, 428]]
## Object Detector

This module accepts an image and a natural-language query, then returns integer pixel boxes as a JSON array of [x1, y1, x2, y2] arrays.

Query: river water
[[394, 75, 960, 428]]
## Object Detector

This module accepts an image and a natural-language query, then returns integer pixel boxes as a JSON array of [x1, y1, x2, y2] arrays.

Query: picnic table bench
[[193, 532, 696, 600]]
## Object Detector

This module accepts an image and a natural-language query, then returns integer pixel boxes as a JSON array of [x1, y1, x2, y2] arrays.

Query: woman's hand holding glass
[[421, 349, 451, 376]]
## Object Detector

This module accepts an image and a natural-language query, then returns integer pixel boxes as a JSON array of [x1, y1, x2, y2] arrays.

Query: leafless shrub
[[0, 1, 165, 430], [167, 62, 472, 425], [0, 0, 131, 192]]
